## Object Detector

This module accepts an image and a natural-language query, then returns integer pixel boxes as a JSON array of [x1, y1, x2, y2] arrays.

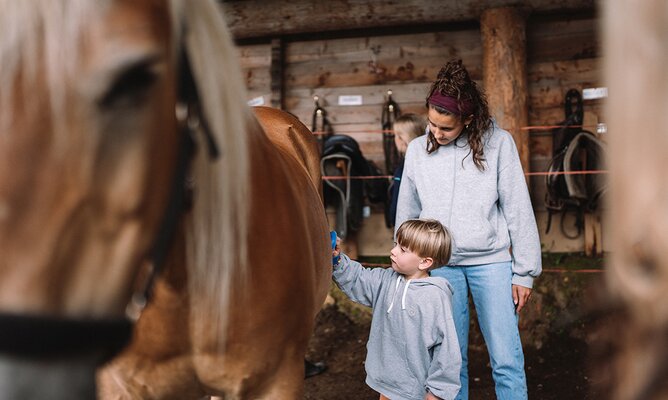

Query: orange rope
[[323, 175, 392, 180], [312, 129, 394, 135], [321, 170, 608, 181], [520, 124, 600, 131], [312, 124, 603, 135], [359, 262, 603, 273]]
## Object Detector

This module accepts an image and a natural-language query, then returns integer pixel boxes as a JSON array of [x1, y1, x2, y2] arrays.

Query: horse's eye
[[98, 59, 160, 109]]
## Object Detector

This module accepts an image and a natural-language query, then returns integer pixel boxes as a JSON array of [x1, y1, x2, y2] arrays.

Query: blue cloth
[[386, 160, 404, 228], [431, 261, 527, 400]]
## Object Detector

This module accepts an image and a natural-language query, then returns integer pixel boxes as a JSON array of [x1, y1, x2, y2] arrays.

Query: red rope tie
[[322, 175, 393, 181], [312, 129, 394, 136]]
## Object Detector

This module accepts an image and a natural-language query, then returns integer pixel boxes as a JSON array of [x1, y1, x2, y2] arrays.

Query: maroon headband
[[427, 92, 474, 116]]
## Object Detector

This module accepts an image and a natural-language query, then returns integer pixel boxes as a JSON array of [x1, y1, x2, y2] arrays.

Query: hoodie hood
[[386, 275, 454, 313]]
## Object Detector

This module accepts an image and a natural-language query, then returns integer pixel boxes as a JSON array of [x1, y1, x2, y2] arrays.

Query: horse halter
[[0, 45, 219, 365], [126, 45, 220, 321]]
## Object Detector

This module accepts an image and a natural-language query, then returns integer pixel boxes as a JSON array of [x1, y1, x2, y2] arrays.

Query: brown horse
[[98, 105, 331, 399], [0, 1, 330, 398]]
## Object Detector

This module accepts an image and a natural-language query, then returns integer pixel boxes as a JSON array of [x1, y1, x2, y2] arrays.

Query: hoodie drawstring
[[401, 279, 411, 310], [386, 277, 402, 313], [387, 277, 412, 312]]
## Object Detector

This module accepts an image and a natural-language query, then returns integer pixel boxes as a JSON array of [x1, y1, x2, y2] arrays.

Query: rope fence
[[312, 123, 604, 136], [323, 169, 608, 181], [358, 261, 603, 274]]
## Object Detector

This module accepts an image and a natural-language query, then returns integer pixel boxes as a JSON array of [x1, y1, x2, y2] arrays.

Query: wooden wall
[[237, 11, 606, 255]]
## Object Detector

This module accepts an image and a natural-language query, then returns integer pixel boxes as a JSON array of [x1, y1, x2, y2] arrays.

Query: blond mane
[[170, 0, 250, 342]]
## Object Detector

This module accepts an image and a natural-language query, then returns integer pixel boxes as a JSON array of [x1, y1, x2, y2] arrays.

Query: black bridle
[[0, 45, 218, 365]]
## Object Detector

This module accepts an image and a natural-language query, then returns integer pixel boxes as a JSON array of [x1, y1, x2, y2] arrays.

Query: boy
[[332, 219, 461, 400]]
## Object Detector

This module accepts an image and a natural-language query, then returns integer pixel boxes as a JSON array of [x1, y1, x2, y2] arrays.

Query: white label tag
[[247, 96, 265, 106], [338, 95, 363, 106], [582, 87, 608, 100], [363, 206, 371, 218]]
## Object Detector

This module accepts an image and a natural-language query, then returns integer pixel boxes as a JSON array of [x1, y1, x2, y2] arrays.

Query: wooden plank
[[284, 31, 481, 88], [285, 31, 481, 64], [286, 83, 431, 110], [238, 44, 271, 68], [220, 0, 595, 40], [243, 66, 270, 92], [527, 16, 599, 63], [528, 58, 602, 109]]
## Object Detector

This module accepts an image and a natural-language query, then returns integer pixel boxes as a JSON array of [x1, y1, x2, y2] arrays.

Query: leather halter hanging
[[381, 89, 401, 174], [0, 44, 219, 364]]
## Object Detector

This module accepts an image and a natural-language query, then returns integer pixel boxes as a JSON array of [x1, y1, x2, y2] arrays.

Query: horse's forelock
[[0, 0, 108, 138]]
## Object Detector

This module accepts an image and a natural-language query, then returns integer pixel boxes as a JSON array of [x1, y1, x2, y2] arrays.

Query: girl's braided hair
[[426, 59, 491, 170]]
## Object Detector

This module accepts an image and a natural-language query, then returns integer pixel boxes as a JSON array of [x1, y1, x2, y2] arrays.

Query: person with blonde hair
[[387, 113, 426, 228], [332, 219, 461, 400]]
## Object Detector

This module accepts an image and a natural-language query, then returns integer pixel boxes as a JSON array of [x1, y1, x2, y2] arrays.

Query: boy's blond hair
[[395, 219, 452, 269]]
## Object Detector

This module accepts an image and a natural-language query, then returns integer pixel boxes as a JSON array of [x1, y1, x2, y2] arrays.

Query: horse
[[0, 1, 330, 398]]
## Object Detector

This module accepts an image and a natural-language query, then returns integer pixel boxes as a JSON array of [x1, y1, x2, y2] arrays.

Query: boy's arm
[[425, 299, 462, 400], [332, 254, 388, 307]]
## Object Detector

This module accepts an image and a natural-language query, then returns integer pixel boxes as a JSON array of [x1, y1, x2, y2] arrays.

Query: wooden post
[[603, 0, 668, 399], [481, 7, 530, 174], [270, 38, 284, 109]]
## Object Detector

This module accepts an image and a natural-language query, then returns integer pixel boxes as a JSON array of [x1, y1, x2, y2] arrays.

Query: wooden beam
[[270, 38, 284, 109], [220, 0, 595, 40], [481, 7, 530, 174]]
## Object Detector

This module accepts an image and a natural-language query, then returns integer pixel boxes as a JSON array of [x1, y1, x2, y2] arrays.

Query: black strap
[[129, 44, 219, 318], [0, 313, 132, 364], [381, 90, 400, 174]]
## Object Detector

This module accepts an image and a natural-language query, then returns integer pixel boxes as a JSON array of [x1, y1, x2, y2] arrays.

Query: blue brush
[[330, 231, 340, 265]]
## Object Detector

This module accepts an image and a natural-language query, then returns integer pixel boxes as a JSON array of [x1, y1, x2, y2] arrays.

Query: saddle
[[545, 90, 607, 238], [321, 135, 387, 239]]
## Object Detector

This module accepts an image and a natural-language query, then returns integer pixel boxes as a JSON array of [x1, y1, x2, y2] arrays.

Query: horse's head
[[0, 0, 178, 320], [0, 0, 250, 395]]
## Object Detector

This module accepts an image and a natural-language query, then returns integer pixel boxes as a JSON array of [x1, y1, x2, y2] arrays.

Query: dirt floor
[[305, 306, 596, 400], [304, 253, 606, 400]]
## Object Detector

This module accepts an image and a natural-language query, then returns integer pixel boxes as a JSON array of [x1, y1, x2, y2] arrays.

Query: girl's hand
[[512, 284, 532, 313]]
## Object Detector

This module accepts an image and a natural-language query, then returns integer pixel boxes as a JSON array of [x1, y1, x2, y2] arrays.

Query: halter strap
[[0, 314, 132, 364], [126, 43, 219, 321]]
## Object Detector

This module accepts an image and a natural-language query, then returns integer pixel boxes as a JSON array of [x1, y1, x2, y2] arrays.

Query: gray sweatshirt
[[395, 124, 542, 288], [333, 254, 461, 400]]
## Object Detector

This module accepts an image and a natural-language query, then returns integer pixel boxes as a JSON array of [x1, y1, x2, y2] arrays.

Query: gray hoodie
[[395, 124, 542, 288], [333, 254, 461, 400]]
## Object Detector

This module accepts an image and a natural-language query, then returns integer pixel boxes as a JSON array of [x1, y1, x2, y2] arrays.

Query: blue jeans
[[431, 261, 527, 400]]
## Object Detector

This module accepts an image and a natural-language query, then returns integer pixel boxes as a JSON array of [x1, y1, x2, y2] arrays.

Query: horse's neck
[[0, 356, 97, 399]]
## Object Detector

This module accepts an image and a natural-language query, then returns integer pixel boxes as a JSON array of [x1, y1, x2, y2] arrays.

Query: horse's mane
[[0, 0, 250, 343], [0, 0, 100, 143], [171, 0, 250, 343]]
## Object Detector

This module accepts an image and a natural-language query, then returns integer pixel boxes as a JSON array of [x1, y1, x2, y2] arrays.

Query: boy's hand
[[332, 237, 341, 258], [424, 391, 441, 400]]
